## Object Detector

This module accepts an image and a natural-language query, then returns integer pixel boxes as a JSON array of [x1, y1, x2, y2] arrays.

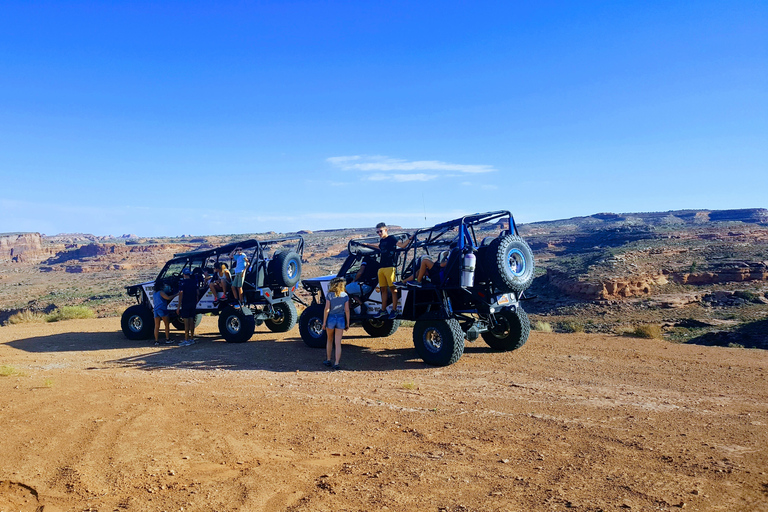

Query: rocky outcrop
[[0, 233, 58, 263], [547, 269, 667, 300], [668, 262, 768, 285]]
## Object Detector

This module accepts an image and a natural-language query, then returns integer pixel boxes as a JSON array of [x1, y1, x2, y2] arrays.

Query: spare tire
[[271, 251, 302, 287], [485, 235, 534, 293]]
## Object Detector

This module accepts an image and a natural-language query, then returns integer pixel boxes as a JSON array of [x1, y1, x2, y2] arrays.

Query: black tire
[[218, 306, 256, 343], [265, 301, 298, 333], [298, 303, 327, 348], [482, 307, 530, 351], [271, 251, 302, 287], [362, 318, 400, 338], [121, 304, 154, 340], [171, 314, 202, 330], [486, 235, 535, 293], [412, 319, 465, 366]]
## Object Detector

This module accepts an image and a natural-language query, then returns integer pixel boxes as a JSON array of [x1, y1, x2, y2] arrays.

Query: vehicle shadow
[[6, 330, 500, 372]]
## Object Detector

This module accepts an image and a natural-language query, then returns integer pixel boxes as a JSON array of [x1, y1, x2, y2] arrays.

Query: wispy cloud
[[327, 155, 497, 175], [369, 173, 438, 182]]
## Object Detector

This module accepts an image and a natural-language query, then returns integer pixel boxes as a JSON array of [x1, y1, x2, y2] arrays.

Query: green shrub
[[532, 321, 553, 332], [5, 310, 47, 325], [46, 305, 96, 322], [559, 321, 584, 333], [0, 365, 26, 377], [629, 324, 663, 339]]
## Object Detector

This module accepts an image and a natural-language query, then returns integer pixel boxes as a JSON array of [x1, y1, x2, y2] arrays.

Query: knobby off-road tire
[[271, 251, 302, 287], [412, 318, 465, 366], [298, 303, 328, 348], [171, 314, 202, 331], [121, 305, 154, 340], [486, 235, 535, 293], [361, 318, 400, 338], [482, 307, 530, 351], [265, 301, 298, 333], [218, 306, 256, 343]]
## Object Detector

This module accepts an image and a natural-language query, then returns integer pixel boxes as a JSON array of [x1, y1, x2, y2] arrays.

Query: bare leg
[[390, 287, 399, 310], [334, 329, 343, 365], [416, 259, 434, 282], [326, 328, 334, 362], [163, 316, 171, 341], [380, 285, 389, 311], [154, 317, 161, 342]]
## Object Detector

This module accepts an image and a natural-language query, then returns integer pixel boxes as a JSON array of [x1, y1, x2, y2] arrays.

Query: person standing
[[176, 268, 198, 346], [322, 277, 350, 370], [370, 222, 412, 319], [153, 279, 177, 344], [230, 247, 249, 309]]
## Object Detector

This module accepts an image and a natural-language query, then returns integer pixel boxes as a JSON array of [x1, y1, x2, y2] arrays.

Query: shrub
[[532, 321, 553, 332], [559, 321, 584, 333], [0, 365, 25, 377], [5, 310, 47, 325], [46, 305, 96, 322], [629, 324, 663, 339]]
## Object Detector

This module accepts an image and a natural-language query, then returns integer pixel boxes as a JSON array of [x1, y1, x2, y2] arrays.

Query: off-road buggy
[[298, 211, 534, 366], [121, 236, 303, 343]]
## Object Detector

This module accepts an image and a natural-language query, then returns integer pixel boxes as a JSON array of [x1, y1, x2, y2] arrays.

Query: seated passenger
[[210, 262, 231, 303], [404, 251, 449, 285], [345, 255, 379, 299]]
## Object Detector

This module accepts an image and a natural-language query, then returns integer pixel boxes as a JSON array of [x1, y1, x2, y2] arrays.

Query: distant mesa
[[298, 230, 313, 235], [120, 234, 139, 239]]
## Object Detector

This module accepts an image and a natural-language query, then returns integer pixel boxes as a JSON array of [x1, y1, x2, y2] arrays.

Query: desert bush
[[5, 310, 48, 325], [46, 305, 96, 322], [727, 342, 744, 349], [629, 324, 663, 339], [532, 321, 553, 332], [0, 365, 26, 377], [402, 381, 417, 390], [733, 290, 759, 303], [558, 321, 584, 333]]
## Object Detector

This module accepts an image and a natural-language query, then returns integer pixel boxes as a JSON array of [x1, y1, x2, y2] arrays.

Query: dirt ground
[[1, 318, 767, 512]]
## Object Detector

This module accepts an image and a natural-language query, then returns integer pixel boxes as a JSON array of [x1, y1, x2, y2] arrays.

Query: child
[[176, 268, 199, 346], [322, 276, 350, 370], [209, 262, 231, 304], [153, 279, 177, 344]]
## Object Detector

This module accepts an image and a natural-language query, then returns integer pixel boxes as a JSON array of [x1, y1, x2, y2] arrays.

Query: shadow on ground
[[686, 318, 768, 349], [5, 330, 501, 372]]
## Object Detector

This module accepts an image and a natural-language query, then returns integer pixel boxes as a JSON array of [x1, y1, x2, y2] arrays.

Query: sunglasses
[[376, 229, 384, 234]]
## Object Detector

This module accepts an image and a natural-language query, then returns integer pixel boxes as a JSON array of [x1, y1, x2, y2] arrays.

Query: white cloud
[[368, 173, 438, 182], [327, 155, 497, 175]]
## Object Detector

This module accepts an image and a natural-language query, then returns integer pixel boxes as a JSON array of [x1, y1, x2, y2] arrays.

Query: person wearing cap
[[176, 267, 199, 345], [230, 247, 249, 309]]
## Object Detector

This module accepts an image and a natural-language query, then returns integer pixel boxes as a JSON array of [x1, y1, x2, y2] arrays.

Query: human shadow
[[686, 318, 768, 350], [5, 329, 501, 372]]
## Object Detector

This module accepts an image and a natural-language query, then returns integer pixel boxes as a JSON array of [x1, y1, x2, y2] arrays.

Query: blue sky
[[0, 1, 765, 236]]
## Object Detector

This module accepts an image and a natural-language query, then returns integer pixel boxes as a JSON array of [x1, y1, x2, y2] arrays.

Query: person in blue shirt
[[176, 268, 199, 345], [153, 279, 177, 344]]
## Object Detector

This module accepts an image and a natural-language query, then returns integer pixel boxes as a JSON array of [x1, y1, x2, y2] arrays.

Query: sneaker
[[233, 304, 241, 309], [388, 310, 398, 320], [333, 364, 341, 371], [179, 339, 194, 347], [375, 310, 386, 318], [323, 360, 332, 367], [165, 339, 174, 345], [406, 280, 421, 287]]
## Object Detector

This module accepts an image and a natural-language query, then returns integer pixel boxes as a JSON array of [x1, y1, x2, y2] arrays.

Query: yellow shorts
[[377, 266, 396, 288]]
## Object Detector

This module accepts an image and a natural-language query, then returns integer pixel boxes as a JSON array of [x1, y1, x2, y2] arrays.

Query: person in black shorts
[[176, 268, 199, 346]]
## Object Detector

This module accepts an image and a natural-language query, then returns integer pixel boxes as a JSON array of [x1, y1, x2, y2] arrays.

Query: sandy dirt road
[[1, 317, 767, 511]]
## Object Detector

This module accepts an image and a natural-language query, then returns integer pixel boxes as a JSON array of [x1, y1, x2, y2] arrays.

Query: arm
[[396, 234, 415, 249], [176, 290, 183, 312], [344, 300, 350, 331], [352, 263, 365, 282], [160, 291, 176, 301], [322, 299, 330, 329]]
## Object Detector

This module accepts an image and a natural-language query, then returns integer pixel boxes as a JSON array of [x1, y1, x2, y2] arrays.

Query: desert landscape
[[2, 208, 768, 511]]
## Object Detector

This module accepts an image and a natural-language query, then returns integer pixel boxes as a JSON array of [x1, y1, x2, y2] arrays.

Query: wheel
[[485, 235, 535, 293], [482, 307, 530, 351], [171, 314, 202, 330], [412, 319, 465, 366], [121, 305, 154, 340], [265, 301, 298, 333], [271, 251, 302, 287], [362, 318, 400, 338], [298, 303, 327, 348], [218, 306, 256, 343]]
